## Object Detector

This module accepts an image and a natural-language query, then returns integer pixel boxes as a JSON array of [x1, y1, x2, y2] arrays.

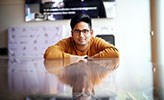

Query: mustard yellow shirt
[[44, 37, 119, 59]]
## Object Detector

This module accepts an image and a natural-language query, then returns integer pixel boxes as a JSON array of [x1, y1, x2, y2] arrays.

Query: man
[[44, 13, 119, 60]]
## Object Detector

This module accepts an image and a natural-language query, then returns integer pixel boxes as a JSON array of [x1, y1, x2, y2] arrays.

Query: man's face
[[71, 22, 93, 46]]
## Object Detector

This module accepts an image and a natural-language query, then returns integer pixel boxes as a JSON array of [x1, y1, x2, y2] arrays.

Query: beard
[[77, 41, 88, 46]]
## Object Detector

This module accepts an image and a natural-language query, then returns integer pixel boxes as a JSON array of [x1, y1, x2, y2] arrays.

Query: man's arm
[[44, 45, 88, 62], [44, 45, 70, 59], [91, 37, 120, 58], [92, 47, 120, 58], [44, 37, 73, 59]]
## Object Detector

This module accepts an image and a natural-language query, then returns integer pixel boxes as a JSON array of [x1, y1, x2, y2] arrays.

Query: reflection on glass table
[[0, 57, 156, 99], [44, 58, 119, 100]]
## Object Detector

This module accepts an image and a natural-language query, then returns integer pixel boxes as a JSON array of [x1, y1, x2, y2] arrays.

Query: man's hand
[[70, 55, 88, 63]]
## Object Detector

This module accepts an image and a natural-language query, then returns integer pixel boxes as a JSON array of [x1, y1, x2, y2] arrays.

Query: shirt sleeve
[[44, 38, 71, 59], [91, 37, 120, 58]]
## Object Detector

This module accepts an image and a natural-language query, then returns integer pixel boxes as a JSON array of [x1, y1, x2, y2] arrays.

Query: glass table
[[0, 57, 158, 100]]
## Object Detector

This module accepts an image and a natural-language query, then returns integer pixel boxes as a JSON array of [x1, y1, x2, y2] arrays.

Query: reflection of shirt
[[44, 37, 119, 59], [63, 0, 106, 19]]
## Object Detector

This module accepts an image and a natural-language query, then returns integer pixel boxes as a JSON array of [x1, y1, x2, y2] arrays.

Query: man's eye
[[83, 30, 89, 33], [75, 30, 80, 33]]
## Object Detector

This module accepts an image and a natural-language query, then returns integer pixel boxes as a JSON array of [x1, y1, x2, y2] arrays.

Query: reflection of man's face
[[59, 61, 93, 99], [72, 22, 93, 46], [70, 62, 93, 100]]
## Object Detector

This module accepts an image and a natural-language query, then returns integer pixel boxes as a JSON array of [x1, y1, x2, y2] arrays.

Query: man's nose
[[79, 32, 85, 37]]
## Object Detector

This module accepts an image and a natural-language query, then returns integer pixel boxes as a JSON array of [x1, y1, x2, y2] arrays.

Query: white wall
[[116, 0, 151, 62]]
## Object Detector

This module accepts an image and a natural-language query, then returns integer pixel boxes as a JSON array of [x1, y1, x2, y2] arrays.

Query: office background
[[0, 0, 163, 98]]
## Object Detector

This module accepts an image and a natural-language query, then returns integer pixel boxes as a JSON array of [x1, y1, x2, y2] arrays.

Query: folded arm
[[91, 37, 120, 58]]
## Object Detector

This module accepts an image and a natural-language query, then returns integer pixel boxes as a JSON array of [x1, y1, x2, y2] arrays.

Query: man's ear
[[90, 29, 93, 35]]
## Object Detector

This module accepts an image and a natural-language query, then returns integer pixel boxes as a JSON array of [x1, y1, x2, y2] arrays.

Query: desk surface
[[0, 57, 156, 100]]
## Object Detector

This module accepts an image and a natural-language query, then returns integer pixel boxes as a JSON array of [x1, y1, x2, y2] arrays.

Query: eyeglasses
[[73, 29, 90, 36]]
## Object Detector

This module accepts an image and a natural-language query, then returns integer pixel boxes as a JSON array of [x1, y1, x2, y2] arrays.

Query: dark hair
[[70, 14, 92, 30]]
